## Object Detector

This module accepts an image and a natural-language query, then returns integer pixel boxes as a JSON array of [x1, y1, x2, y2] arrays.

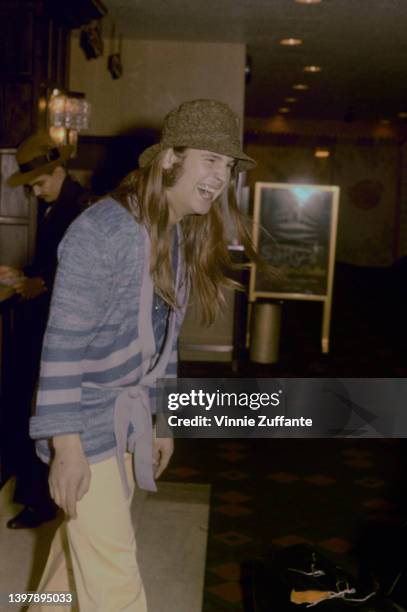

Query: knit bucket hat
[[8, 132, 74, 187], [138, 99, 256, 173]]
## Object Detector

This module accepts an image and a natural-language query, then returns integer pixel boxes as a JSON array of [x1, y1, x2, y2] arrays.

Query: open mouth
[[197, 184, 218, 201]]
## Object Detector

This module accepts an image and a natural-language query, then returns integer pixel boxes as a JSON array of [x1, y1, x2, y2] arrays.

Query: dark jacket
[[26, 175, 90, 291], [10, 176, 89, 507]]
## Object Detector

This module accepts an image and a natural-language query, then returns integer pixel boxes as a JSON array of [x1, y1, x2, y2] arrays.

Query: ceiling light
[[292, 83, 309, 90], [398, 112, 407, 119], [278, 107, 291, 113], [304, 65, 322, 73], [295, 0, 322, 4], [280, 38, 303, 46], [285, 97, 298, 103], [315, 149, 330, 158]]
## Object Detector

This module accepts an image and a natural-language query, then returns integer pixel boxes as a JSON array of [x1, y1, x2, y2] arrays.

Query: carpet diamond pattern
[[318, 538, 352, 554], [267, 472, 300, 483], [355, 477, 385, 488], [165, 467, 200, 478], [209, 562, 241, 581], [217, 442, 249, 451], [217, 452, 246, 463], [343, 459, 375, 468], [363, 498, 396, 510], [215, 505, 252, 517], [164, 412, 402, 611], [207, 581, 242, 603], [214, 531, 252, 546], [219, 470, 249, 481], [217, 491, 251, 504], [272, 534, 312, 547], [304, 474, 336, 486]]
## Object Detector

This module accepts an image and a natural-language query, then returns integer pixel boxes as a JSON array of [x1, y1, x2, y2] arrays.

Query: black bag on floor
[[355, 522, 407, 611], [244, 544, 403, 611]]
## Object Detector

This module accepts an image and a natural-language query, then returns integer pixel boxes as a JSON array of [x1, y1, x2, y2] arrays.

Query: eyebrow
[[203, 153, 235, 164]]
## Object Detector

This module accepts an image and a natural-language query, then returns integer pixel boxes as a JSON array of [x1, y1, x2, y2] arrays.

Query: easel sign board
[[249, 182, 340, 353]]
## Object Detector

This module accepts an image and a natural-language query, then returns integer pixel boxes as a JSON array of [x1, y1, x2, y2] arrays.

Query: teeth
[[199, 184, 215, 197]]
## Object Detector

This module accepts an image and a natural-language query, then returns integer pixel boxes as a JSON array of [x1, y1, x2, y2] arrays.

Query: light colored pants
[[30, 454, 147, 612]]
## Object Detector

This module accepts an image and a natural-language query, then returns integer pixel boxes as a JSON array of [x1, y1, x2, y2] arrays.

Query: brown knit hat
[[139, 99, 256, 173], [8, 132, 73, 187]]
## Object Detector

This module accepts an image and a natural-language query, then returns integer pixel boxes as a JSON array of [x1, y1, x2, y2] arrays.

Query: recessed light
[[280, 38, 303, 46], [398, 112, 407, 119], [285, 97, 298, 103], [295, 0, 322, 4], [304, 65, 322, 73], [292, 83, 309, 91], [278, 107, 291, 113], [315, 149, 330, 158]]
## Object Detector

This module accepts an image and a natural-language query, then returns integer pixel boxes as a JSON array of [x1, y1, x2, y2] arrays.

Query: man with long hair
[[29, 99, 257, 611]]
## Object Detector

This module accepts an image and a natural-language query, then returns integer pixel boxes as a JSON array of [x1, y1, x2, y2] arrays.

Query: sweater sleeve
[[30, 211, 112, 440]]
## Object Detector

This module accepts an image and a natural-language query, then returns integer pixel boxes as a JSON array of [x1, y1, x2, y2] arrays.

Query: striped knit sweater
[[30, 198, 187, 478]]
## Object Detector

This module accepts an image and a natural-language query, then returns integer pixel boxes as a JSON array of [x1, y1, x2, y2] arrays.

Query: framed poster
[[249, 182, 339, 352]]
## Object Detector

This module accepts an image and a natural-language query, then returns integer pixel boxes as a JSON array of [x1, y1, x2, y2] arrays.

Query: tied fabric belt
[[113, 385, 157, 497]]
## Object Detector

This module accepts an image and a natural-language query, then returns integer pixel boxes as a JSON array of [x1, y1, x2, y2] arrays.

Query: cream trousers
[[29, 454, 147, 612]]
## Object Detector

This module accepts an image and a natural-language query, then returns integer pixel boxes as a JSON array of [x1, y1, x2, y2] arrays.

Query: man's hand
[[50, 434, 91, 519], [153, 427, 174, 479], [13, 276, 47, 299], [0, 267, 46, 299], [0, 266, 23, 282]]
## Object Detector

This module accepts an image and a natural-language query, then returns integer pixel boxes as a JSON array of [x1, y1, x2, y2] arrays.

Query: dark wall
[[70, 132, 159, 194], [0, 0, 69, 148]]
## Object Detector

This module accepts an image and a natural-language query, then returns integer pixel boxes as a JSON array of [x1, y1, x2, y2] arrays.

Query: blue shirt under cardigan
[[30, 198, 188, 490], [151, 230, 178, 358]]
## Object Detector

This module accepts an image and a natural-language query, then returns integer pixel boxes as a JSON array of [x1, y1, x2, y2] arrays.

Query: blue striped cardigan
[[30, 197, 187, 492]]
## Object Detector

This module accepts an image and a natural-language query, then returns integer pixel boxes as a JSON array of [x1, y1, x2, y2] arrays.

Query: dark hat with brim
[[8, 132, 73, 187], [139, 99, 256, 173]]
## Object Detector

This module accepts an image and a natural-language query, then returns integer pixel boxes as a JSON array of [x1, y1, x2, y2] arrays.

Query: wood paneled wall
[[0, 0, 69, 148]]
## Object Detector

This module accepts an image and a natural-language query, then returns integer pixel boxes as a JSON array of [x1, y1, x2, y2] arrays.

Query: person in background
[[29, 99, 258, 611], [2, 132, 89, 529]]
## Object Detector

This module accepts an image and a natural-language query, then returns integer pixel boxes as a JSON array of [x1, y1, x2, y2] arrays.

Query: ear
[[161, 148, 179, 170]]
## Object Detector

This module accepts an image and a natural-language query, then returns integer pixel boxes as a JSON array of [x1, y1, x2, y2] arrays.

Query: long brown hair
[[111, 148, 261, 324]]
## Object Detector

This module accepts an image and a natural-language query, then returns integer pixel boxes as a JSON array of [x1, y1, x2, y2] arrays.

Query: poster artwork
[[254, 184, 339, 297]]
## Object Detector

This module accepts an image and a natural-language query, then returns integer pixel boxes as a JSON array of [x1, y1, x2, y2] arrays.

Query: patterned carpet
[[162, 263, 407, 611], [164, 438, 404, 611]]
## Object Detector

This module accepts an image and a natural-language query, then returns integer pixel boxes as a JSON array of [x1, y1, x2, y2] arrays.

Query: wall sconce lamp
[[48, 89, 91, 153]]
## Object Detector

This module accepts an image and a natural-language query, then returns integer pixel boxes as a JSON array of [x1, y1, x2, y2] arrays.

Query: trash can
[[250, 302, 282, 364]]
